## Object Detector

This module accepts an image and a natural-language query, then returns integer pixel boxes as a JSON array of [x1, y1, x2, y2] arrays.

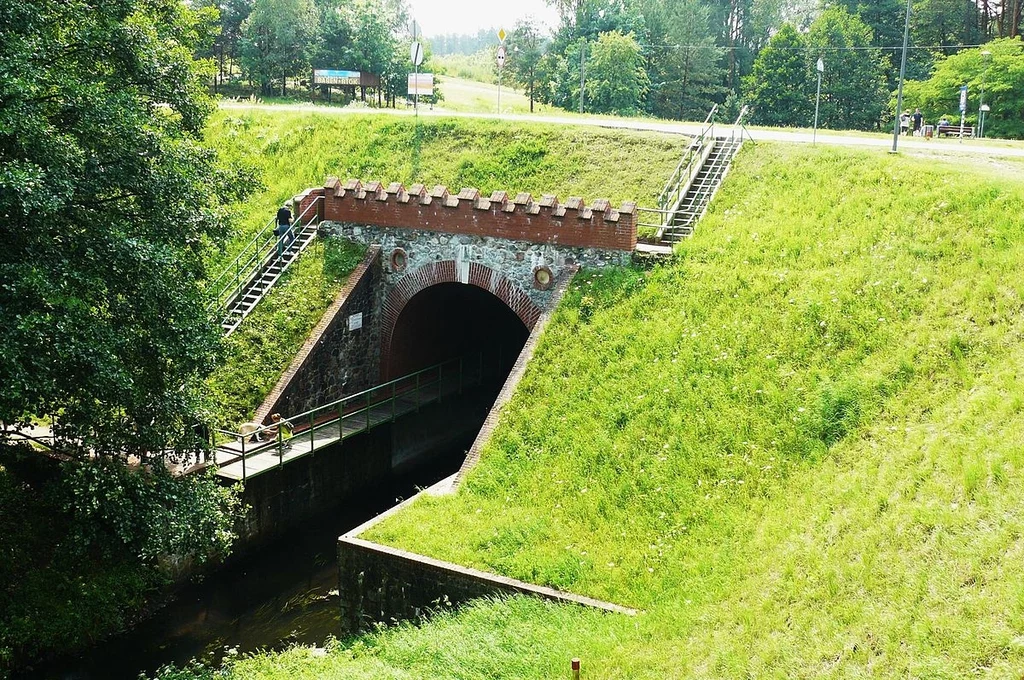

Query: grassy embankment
[[203, 110, 680, 427], [222, 142, 1024, 678]]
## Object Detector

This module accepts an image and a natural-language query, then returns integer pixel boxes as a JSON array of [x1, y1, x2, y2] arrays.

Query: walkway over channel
[[212, 350, 509, 481]]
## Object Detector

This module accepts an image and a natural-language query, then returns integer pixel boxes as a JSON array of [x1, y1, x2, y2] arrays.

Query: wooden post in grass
[[571, 658, 580, 680]]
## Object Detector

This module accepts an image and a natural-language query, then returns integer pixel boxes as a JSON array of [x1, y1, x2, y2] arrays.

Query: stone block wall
[[337, 534, 636, 635], [254, 246, 383, 425]]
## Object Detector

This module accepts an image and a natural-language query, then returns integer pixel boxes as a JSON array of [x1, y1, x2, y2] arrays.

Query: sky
[[407, 0, 561, 39]]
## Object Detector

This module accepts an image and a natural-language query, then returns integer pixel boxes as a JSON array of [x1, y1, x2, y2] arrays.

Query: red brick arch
[[380, 260, 543, 371]]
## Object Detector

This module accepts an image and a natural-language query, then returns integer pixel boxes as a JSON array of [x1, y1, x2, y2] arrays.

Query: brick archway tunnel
[[381, 260, 540, 381]]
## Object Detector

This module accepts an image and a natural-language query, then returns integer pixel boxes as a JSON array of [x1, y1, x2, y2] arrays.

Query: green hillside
[[220, 141, 1024, 678], [203, 111, 680, 426]]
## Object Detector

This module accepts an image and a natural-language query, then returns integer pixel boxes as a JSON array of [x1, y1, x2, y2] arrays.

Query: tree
[[901, 38, 1024, 138], [645, 0, 726, 120], [805, 7, 889, 129], [239, 0, 318, 96], [745, 23, 815, 125], [196, 0, 254, 89], [507, 18, 545, 112], [586, 30, 651, 115], [0, 0, 239, 457]]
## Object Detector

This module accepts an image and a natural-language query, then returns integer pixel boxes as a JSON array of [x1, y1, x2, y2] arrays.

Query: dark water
[[31, 450, 464, 680]]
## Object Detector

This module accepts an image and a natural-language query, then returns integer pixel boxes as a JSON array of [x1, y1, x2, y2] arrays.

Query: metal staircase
[[207, 197, 322, 336], [637, 106, 751, 247], [660, 134, 742, 243]]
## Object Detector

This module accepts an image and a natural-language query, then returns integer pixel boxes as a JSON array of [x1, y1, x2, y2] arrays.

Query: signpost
[[312, 70, 379, 103], [959, 84, 968, 143], [496, 28, 506, 115], [813, 57, 824, 145], [410, 20, 424, 113]]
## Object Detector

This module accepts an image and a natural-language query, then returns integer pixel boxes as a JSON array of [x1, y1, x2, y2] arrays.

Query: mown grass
[[202, 112, 679, 425], [215, 141, 1024, 678]]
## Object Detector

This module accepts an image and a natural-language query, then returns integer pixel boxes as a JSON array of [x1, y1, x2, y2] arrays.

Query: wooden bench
[[936, 124, 974, 138]]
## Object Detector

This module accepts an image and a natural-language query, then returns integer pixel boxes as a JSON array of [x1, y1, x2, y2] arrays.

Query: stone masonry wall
[[254, 246, 383, 424], [320, 223, 629, 311], [337, 535, 636, 635]]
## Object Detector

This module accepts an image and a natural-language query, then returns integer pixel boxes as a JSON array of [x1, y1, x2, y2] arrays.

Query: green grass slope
[[203, 111, 679, 427], [221, 141, 1024, 678]]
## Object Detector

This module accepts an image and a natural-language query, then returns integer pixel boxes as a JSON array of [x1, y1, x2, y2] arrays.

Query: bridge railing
[[211, 348, 515, 481]]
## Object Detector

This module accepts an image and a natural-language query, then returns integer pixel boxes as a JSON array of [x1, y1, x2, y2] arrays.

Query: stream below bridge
[[29, 445, 466, 680]]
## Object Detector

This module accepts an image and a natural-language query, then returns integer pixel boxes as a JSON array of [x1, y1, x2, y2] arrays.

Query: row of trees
[[493, 0, 1021, 130], [197, 0, 414, 103]]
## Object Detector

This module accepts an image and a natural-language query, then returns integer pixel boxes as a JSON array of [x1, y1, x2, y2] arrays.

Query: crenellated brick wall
[[296, 177, 637, 252]]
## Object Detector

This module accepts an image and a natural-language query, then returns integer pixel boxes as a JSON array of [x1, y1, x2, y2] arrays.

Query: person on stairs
[[275, 203, 292, 259]]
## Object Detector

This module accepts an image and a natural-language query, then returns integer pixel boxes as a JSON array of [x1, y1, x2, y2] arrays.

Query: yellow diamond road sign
[[497, 28, 507, 43]]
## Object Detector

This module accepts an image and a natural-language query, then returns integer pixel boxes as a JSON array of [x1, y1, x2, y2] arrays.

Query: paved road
[[220, 101, 1024, 159]]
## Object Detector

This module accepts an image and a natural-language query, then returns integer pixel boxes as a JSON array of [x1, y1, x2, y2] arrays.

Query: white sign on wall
[[348, 313, 363, 331]]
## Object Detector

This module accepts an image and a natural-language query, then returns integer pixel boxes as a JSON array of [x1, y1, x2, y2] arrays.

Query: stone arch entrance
[[380, 260, 542, 380]]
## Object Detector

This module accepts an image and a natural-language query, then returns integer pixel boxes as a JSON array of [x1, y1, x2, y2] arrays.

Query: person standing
[[899, 111, 910, 136], [912, 108, 923, 136], [275, 203, 292, 259]]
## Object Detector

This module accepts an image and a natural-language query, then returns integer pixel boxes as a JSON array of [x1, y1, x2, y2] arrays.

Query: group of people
[[899, 108, 926, 136]]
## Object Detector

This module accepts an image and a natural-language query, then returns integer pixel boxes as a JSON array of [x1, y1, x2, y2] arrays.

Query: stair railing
[[729, 105, 753, 144], [207, 196, 323, 318], [656, 104, 717, 218]]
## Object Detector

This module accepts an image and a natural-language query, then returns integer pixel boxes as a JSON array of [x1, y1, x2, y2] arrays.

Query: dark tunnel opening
[[386, 282, 531, 383]]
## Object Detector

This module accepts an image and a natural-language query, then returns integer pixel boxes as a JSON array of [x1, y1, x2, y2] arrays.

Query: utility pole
[[813, 57, 824, 145], [579, 40, 585, 114], [890, 0, 912, 154], [979, 50, 992, 138]]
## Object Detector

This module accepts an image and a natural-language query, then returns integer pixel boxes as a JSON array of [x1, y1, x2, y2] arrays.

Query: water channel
[[31, 446, 467, 680]]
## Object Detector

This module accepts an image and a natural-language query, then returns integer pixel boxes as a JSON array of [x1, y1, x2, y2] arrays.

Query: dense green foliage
[[0, 448, 240, 672], [747, 10, 887, 129], [744, 24, 814, 126], [0, 0, 238, 457], [0, 3, 246, 672], [902, 38, 1024, 139], [584, 31, 650, 116], [238, 0, 318, 96]]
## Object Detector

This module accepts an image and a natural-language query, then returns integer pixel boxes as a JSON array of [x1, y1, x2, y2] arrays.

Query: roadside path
[[219, 101, 1024, 159]]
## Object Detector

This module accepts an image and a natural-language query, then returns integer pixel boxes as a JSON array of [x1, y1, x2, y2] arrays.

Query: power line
[[635, 43, 988, 51]]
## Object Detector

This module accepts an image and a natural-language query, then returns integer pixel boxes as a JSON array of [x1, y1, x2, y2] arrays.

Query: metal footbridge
[[210, 351, 509, 481]]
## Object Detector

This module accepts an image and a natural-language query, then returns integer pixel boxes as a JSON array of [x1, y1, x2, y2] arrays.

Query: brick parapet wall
[[253, 246, 383, 424], [299, 178, 637, 251]]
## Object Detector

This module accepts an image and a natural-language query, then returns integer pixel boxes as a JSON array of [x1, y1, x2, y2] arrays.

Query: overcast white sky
[[408, 0, 560, 39]]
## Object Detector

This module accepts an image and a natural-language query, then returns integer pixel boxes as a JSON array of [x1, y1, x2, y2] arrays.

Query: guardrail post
[[241, 435, 246, 482], [309, 412, 315, 453], [278, 426, 284, 467], [391, 382, 397, 422], [339, 402, 345, 441], [366, 391, 371, 431]]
